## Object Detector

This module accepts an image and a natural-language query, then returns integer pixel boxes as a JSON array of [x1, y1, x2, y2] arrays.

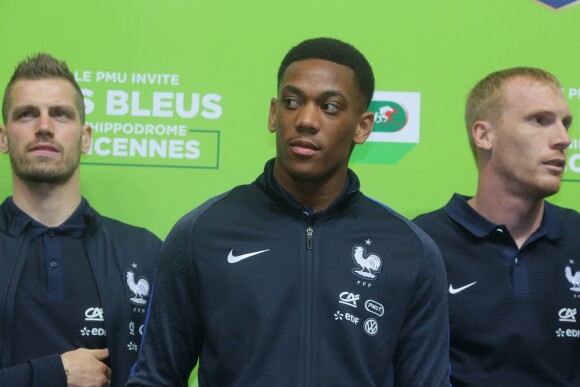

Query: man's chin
[[13, 167, 77, 185], [287, 169, 337, 185], [532, 181, 562, 199], [541, 187, 562, 199]]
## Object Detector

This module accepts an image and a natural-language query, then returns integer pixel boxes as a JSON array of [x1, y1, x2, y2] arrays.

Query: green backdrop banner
[[2, 1, 580, 384], [2, 0, 580, 239]]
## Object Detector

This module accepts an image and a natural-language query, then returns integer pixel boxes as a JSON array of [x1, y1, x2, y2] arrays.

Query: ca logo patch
[[559, 308, 577, 322], [85, 307, 104, 321], [339, 292, 360, 308]]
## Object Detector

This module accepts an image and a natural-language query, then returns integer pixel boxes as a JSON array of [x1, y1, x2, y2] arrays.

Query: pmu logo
[[535, 0, 580, 10], [351, 91, 420, 165]]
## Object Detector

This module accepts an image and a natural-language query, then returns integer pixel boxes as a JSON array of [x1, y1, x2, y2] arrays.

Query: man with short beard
[[0, 54, 161, 387], [415, 67, 579, 387]]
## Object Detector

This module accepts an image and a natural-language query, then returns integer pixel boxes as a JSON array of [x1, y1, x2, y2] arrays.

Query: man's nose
[[296, 103, 320, 132], [36, 113, 54, 137], [553, 122, 571, 151]]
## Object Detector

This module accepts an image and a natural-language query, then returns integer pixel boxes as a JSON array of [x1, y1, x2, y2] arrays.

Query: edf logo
[[535, 0, 580, 10]]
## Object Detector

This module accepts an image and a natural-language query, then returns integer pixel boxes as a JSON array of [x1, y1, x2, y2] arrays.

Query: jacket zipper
[[304, 226, 313, 387]]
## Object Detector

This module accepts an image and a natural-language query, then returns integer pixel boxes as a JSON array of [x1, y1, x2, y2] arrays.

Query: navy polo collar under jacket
[[5, 197, 90, 238], [443, 193, 564, 242]]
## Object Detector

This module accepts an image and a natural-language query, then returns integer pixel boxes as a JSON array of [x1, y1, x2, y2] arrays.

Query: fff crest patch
[[565, 262, 580, 298], [125, 265, 151, 306], [351, 245, 383, 281]]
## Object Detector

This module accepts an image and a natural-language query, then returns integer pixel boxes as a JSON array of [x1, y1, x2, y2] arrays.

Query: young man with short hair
[[415, 67, 578, 386], [129, 38, 450, 386], [0, 53, 161, 387]]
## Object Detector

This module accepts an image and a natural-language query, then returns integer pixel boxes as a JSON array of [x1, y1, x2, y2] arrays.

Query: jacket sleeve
[[127, 213, 203, 386], [0, 353, 67, 387], [393, 227, 451, 386]]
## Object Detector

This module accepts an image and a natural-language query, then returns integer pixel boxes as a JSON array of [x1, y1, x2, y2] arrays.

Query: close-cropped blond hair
[[465, 67, 562, 155]]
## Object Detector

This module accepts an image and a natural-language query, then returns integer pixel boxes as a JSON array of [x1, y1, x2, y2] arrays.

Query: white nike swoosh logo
[[227, 249, 270, 263], [449, 281, 477, 294]]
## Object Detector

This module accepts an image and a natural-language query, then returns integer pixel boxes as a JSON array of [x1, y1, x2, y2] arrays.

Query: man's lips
[[28, 143, 60, 154], [290, 139, 320, 156], [543, 158, 566, 172]]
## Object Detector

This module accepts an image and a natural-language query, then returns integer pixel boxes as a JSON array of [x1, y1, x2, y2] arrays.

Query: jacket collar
[[256, 158, 361, 215], [0, 197, 101, 237], [443, 193, 563, 240]]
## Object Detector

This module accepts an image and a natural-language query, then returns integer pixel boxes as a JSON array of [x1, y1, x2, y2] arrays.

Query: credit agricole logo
[[351, 91, 421, 165]]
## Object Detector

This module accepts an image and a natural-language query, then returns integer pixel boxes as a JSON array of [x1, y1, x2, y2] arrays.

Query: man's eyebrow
[[319, 90, 347, 100], [49, 104, 76, 111], [526, 109, 569, 118], [280, 85, 304, 95], [10, 104, 38, 116], [12, 104, 37, 111], [280, 85, 347, 100]]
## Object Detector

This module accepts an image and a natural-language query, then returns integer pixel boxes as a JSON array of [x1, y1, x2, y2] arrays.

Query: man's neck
[[273, 168, 348, 214], [12, 177, 82, 227], [469, 188, 544, 249], [281, 183, 342, 213]]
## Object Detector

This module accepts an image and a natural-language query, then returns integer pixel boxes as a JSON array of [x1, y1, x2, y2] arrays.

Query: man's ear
[[353, 111, 375, 145], [81, 124, 92, 154], [472, 120, 493, 151], [0, 125, 9, 154], [268, 98, 277, 133]]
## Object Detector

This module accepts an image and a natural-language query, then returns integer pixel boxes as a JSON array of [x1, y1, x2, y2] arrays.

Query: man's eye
[[18, 111, 33, 118], [563, 118, 572, 130], [54, 111, 71, 120], [322, 102, 340, 113], [532, 116, 548, 125], [283, 98, 300, 108]]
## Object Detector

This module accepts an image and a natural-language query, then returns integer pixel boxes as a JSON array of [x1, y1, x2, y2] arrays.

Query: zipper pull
[[306, 227, 313, 250]]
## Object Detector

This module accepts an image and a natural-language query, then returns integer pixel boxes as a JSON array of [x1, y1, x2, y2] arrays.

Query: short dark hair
[[277, 37, 375, 110], [2, 53, 85, 124]]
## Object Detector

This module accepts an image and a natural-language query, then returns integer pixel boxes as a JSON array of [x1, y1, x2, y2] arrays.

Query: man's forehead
[[11, 78, 76, 92], [502, 76, 561, 97], [278, 59, 360, 102], [8, 79, 78, 106], [501, 76, 568, 109], [280, 59, 356, 85]]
